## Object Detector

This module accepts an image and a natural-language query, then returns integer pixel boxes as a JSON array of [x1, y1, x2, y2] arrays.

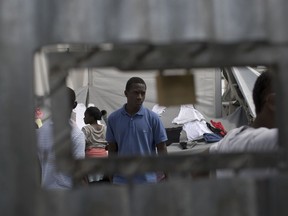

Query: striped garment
[[37, 119, 85, 189]]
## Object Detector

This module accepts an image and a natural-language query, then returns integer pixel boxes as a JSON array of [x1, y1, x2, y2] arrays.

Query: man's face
[[125, 83, 146, 109]]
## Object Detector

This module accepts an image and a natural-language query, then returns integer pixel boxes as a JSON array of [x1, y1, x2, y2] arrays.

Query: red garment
[[210, 120, 227, 136], [85, 147, 107, 158], [35, 107, 44, 119]]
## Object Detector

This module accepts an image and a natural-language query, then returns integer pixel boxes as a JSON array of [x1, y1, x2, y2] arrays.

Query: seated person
[[210, 71, 278, 177]]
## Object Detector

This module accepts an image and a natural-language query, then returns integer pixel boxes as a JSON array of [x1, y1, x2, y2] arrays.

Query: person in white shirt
[[210, 71, 278, 177], [82, 107, 108, 183], [37, 87, 85, 189]]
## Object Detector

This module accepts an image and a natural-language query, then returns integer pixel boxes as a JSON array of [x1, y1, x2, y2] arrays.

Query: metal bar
[[73, 152, 282, 180], [275, 48, 288, 152], [49, 78, 76, 173], [1, 0, 288, 215], [69, 43, 277, 70], [33, 0, 288, 44], [214, 68, 223, 118], [0, 1, 39, 216]]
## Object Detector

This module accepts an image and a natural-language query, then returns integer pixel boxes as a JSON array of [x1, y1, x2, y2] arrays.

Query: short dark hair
[[125, 77, 146, 91], [85, 106, 106, 120], [252, 71, 274, 114], [66, 87, 77, 109]]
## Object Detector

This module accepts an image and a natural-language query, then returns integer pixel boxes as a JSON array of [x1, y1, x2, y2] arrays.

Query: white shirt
[[37, 119, 85, 189], [210, 126, 278, 178]]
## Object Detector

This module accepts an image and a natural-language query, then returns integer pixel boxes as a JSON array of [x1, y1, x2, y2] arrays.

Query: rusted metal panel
[[120, 178, 275, 216], [274, 56, 288, 151], [1, 1, 288, 216], [32, 0, 288, 44], [267, 0, 288, 43], [34, 177, 288, 216], [45, 43, 276, 70], [268, 176, 288, 216], [37, 185, 130, 216], [213, 0, 267, 42], [73, 152, 281, 182], [0, 0, 39, 216]]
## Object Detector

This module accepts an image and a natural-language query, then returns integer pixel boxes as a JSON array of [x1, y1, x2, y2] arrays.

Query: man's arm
[[156, 142, 167, 155], [107, 142, 118, 182], [156, 142, 168, 181], [108, 142, 118, 156]]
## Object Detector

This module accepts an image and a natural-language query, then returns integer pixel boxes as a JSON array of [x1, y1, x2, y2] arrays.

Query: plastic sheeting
[[72, 68, 222, 129]]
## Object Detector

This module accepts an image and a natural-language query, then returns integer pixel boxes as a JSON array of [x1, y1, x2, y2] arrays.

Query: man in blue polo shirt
[[106, 77, 168, 184]]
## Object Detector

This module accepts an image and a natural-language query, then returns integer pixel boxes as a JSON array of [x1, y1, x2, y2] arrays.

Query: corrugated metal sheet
[[1, 0, 288, 216]]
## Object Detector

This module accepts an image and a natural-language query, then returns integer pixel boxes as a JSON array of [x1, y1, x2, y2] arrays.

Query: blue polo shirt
[[106, 105, 167, 184]]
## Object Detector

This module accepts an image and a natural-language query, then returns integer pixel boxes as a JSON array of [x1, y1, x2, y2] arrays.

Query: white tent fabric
[[33, 49, 257, 156], [33, 51, 248, 132], [72, 68, 223, 129]]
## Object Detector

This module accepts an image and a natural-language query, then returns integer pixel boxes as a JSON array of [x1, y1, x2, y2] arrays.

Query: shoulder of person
[[144, 107, 160, 117], [108, 108, 122, 118], [209, 126, 248, 153], [82, 124, 92, 130], [72, 124, 85, 138], [238, 127, 277, 140], [251, 127, 278, 142]]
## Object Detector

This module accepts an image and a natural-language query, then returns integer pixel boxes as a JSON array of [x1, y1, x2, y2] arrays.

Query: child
[[82, 106, 108, 183]]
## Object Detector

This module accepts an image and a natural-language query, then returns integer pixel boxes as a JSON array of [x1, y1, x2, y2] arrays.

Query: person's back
[[210, 71, 278, 178], [82, 106, 108, 183], [210, 126, 277, 153], [82, 106, 107, 157], [37, 119, 85, 189], [37, 87, 85, 189]]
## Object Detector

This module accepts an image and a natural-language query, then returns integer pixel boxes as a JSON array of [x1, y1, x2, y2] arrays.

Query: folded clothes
[[152, 104, 166, 116], [203, 133, 223, 143]]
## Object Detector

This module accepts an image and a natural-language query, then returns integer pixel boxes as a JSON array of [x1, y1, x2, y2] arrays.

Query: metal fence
[[1, 0, 288, 215]]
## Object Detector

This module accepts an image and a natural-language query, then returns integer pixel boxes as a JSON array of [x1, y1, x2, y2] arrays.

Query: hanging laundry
[[172, 104, 205, 125], [152, 104, 166, 117], [183, 120, 213, 141]]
